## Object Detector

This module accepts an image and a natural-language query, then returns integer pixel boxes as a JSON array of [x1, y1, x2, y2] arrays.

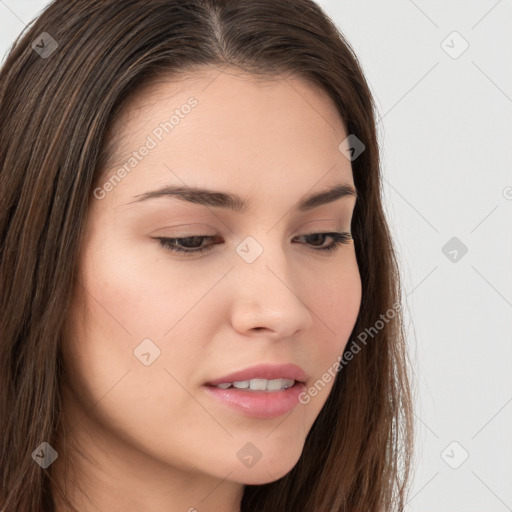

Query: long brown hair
[[0, 1, 414, 510]]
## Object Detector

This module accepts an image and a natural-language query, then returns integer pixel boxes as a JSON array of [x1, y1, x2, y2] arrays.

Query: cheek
[[64, 231, 218, 403], [61, 251, 205, 462], [299, 253, 361, 408], [76, 230, 210, 340], [310, 250, 362, 346], [329, 261, 362, 341]]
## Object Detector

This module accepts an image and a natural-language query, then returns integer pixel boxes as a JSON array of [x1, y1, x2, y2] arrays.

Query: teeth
[[249, 378, 267, 391], [265, 379, 285, 391], [216, 378, 295, 391], [232, 380, 250, 389]]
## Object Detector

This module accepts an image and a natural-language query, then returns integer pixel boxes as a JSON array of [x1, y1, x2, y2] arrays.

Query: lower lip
[[202, 382, 306, 419]]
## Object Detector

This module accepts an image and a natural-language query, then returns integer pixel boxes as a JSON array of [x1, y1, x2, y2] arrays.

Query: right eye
[[156, 235, 219, 255]]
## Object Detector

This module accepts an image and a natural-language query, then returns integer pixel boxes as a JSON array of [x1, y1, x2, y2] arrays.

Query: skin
[[53, 67, 362, 512]]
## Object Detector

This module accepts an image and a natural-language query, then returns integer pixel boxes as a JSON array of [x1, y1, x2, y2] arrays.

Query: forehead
[[96, 67, 354, 209], [118, 66, 343, 125], [103, 66, 347, 167]]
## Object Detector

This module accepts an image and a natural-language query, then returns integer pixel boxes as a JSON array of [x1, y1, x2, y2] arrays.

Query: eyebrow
[[128, 182, 357, 213]]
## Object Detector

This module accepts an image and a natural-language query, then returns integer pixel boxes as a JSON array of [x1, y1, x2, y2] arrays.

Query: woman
[[0, 0, 414, 510]]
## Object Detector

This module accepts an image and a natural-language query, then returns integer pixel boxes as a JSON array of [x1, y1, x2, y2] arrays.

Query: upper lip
[[205, 363, 307, 386]]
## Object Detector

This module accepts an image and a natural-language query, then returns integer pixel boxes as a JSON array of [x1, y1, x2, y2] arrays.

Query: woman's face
[[61, 68, 361, 493]]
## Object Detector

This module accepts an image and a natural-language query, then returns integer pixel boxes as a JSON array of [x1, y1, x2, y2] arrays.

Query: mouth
[[202, 363, 308, 418], [202, 371, 307, 419], [205, 378, 301, 392], [205, 362, 307, 389]]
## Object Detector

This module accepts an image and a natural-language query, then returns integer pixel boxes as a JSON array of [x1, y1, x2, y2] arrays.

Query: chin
[[231, 455, 302, 485]]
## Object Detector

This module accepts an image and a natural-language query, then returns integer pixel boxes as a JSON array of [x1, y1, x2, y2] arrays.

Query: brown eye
[[156, 235, 219, 254], [154, 232, 352, 257], [292, 232, 352, 253]]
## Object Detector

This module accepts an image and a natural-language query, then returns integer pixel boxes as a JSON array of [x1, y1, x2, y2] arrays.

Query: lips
[[205, 363, 307, 387]]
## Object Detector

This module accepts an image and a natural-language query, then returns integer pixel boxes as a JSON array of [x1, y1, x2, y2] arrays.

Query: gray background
[[1, 1, 511, 510]]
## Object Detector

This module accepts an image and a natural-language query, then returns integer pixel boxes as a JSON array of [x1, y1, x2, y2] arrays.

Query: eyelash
[[154, 231, 353, 256]]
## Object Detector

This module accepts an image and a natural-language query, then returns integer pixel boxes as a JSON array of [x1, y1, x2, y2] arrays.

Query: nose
[[228, 238, 314, 339]]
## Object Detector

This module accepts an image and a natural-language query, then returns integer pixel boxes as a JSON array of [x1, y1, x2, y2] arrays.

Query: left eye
[[154, 232, 353, 256]]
